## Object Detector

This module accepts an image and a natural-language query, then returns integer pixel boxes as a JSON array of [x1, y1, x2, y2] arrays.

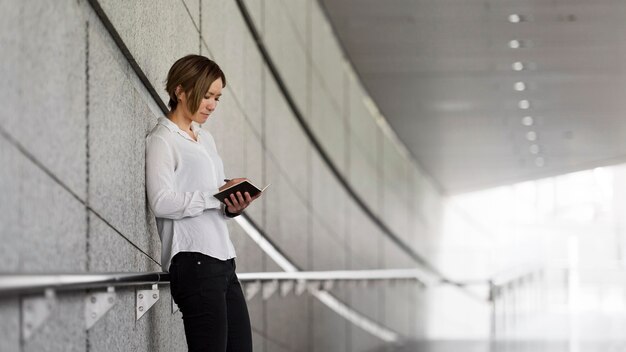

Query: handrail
[[0, 272, 170, 297], [3, 267, 517, 344], [0, 268, 436, 298], [238, 268, 439, 285], [490, 265, 544, 287], [0, 268, 410, 342]]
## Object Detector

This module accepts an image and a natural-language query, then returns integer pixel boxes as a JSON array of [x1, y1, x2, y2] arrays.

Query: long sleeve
[[146, 135, 221, 220]]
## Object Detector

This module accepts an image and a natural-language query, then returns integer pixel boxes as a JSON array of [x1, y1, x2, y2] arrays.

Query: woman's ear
[[175, 86, 185, 101]]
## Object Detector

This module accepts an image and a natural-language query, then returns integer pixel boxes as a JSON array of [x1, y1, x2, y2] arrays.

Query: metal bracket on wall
[[323, 280, 334, 291], [280, 280, 293, 297], [136, 284, 159, 321], [295, 280, 307, 296], [171, 295, 179, 314], [307, 281, 321, 292], [262, 280, 278, 300], [21, 289, 56, 341], [244, 281, 261, 300], [85, 286, 116, 330]]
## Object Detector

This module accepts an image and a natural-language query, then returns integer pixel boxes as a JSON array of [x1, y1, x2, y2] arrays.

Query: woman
[[146, 54, 259, 352]]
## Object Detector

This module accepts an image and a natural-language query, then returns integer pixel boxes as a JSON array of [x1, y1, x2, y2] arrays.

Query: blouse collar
[[158, 117, 202, 141]]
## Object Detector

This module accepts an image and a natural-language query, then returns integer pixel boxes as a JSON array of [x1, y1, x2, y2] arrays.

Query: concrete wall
[[0, 0, 445, 351]]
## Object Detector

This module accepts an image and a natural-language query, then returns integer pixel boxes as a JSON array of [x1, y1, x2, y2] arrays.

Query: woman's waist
[[158, 210, 226, 225], [171, 251, 234, 265]]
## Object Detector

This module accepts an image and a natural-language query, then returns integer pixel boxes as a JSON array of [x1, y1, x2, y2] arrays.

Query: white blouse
[[146, 117, 236, 271]]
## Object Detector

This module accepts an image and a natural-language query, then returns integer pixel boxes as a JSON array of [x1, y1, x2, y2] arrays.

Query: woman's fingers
[[225, 191, 259, 214], [236, 191, 246, 205], [230, 193, 240, 207]]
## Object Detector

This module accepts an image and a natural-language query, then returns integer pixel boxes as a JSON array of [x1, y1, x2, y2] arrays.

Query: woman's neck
[[167, 109, 193, 133]]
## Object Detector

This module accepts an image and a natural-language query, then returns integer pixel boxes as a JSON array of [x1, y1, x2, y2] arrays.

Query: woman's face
[[181, 77, 223, 124], [194, 78, 223, 124]]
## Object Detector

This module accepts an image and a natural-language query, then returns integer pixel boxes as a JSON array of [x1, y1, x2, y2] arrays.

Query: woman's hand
[[224, 191, 261, 215], [220, 178, 261, 215], [219, 178, 246, 191]]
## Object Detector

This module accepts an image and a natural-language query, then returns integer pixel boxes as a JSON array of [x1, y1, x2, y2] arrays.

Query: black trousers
[[170, 252, 252, 352]]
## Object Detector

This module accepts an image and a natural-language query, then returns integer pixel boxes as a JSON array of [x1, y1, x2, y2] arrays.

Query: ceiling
[[320, 0, 626, 194]]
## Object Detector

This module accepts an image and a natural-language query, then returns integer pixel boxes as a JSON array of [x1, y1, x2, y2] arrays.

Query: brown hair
[[165, 55, 226, 113]]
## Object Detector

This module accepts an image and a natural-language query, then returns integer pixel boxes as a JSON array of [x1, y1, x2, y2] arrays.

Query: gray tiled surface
[[23, 293, 86, 352], [0, 0, 87, 200], [242, 0, 264, 35], [266, 294, 310, 351], [148, 291, 189, 352], [88, 18, 161, 263], [88, 214, 174, 351], [311, 217, 346, 271], [384, 284, 413, 337], [311, 152, 347, 237], [251, 329, 266, 352], [265, 337, 294, 352], [88, 288, 156, 352], [246, 291, 266, 334], [312, 297, 348, 352], [311, 2, 345, 109], [351, 325, 386, 352], [228, 222, 264, 274], [310, 72, 347, 172], [264, 75, 312, 196], [205, 96, 246, 178], [350, 140, 382, 215], [264, 1, 310, 118], [348, 78, 380, 167], [0, 298, 19, 352], [274, 0, 309, 47], [263, 157, 283, 253], [351, 281, 381, 331], [88, 213, 160, 273], [382, 139, 412, 244], [241, 36, 264, 135], [263, 168, 310, 269], [84, 281, 186, 352], [382, 137, 409, 199], [348, 202, 383, 270], [201, 0, 247, 101], [97, 0, 199, 105], [243, 120, 265, 223], [0, 137, 87, 273], [182, 0, 200, 30], [0, 137, 22, 273]]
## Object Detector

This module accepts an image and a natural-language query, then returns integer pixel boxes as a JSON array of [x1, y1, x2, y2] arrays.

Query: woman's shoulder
[[147, 118, 174, 139], [146, 123, 174, 147]]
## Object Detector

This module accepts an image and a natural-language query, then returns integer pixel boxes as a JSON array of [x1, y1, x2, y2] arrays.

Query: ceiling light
[[509, 40, 521, 49], [508, 14, 522, 23], [535, 157, 545, 167], [529, 144, 540, 154], [526, 131, 537, 141], [518, 100, 530, 109], [514, 82, 526, 91], [522, 116, 534, 126], [512, 62, 525, 71]]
